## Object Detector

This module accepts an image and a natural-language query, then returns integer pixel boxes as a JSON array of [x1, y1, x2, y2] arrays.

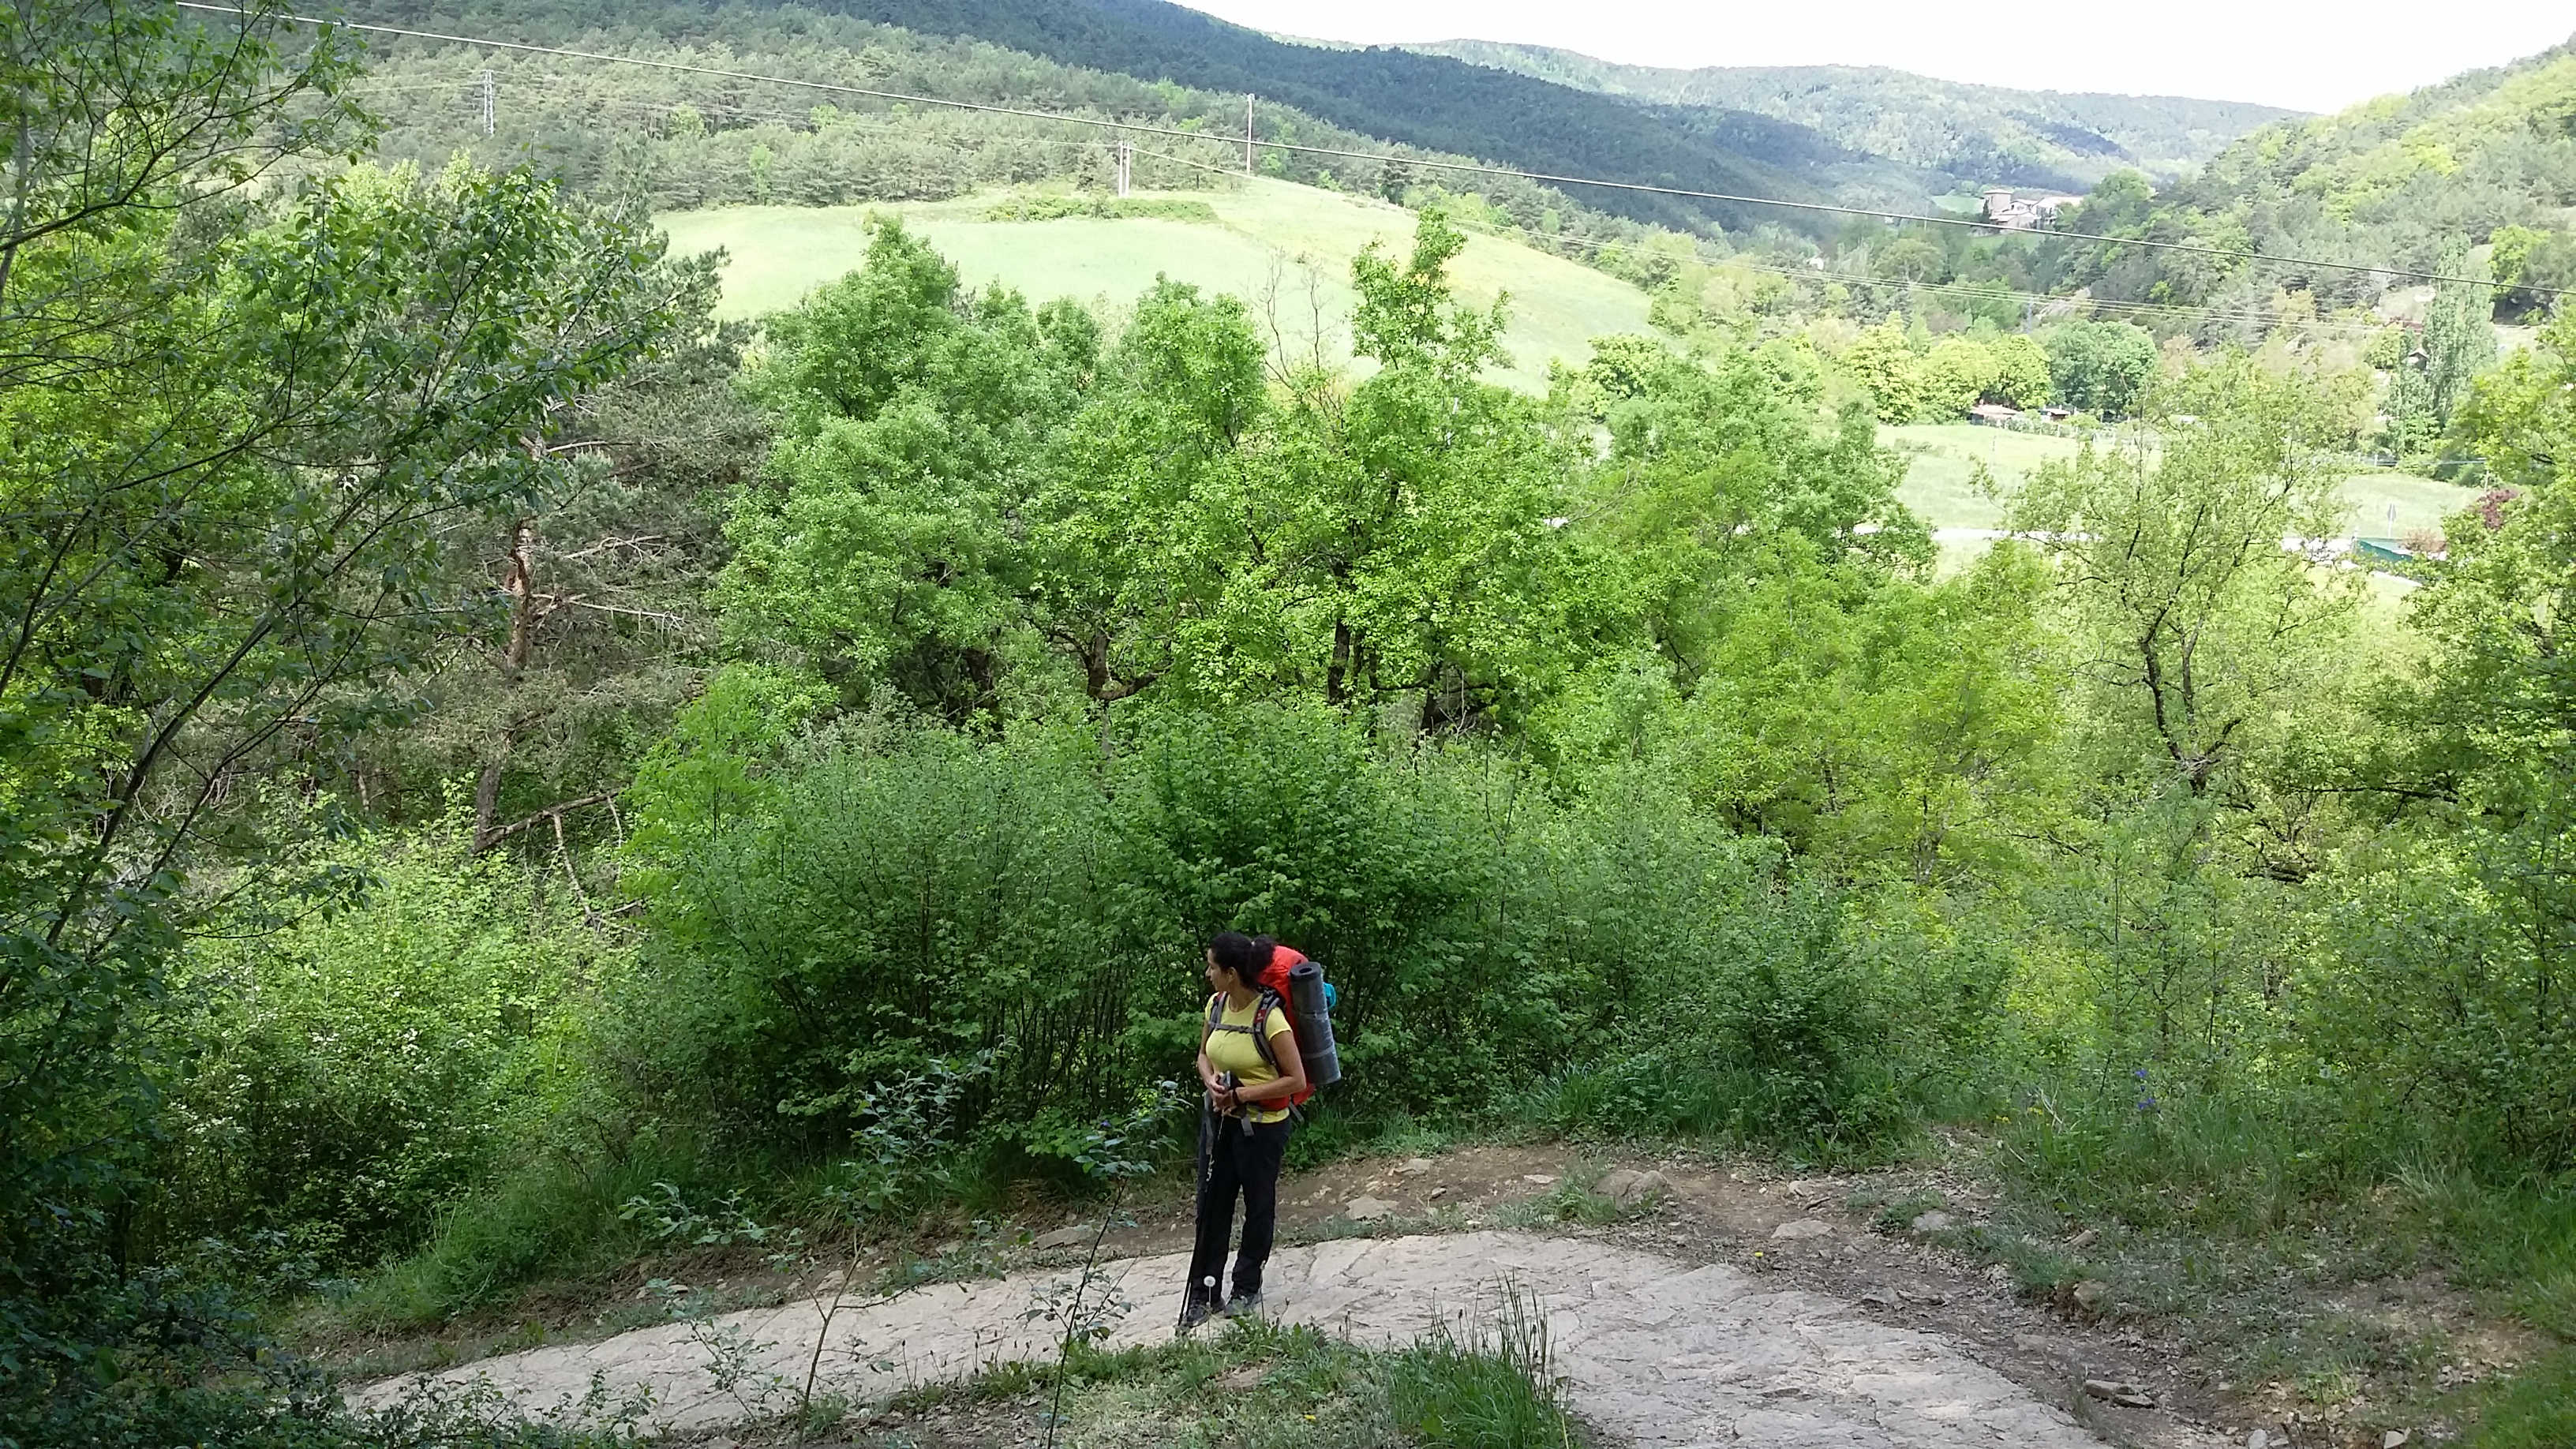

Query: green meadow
[[659, 178, 1654, 395], [1888, 421, 2477, 538]]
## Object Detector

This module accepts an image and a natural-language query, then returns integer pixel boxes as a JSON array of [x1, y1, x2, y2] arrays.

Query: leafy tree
[[2042, 320, 2159, 417], [1254, 210, 1582, 724], [1874, 235, 1951, 286], [1031, 279, 1268, 705], [2383, 237, 2496, 455], [1580, 335, 1930, 679], [0, 6, 691, 1431], [2007, 356, 2360, 796], [1674, 543, 2062, 881], [718, 218, 1099, 717], [2379, 308, 2576, 1159], [1839, 317, 1923, 421], [1914, 335, 2049, 415], [2492, 225, 2576, 319], [1985, 334, 2054, 408]]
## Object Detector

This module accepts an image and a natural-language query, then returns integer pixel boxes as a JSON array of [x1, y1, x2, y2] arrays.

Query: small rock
[[1392, 1156, 1434, 1175], [2245, 1431, 2269, 1449], [2067, 1227, 2101, 1250], [1771, 1219, 1834, 1241], [1909, 1210, 1955, 1233], [2383, 1433, 2409, 1449], [932, 1239, 961, 1256], [2072, 1279, 2113, 1311], [1346, 1195, 1396, 1222], [1522, 1174, 1558, 1185], [1426, 1185, 1448, 1200], [1596, 1168, 1672, 1210], [1032, 1225, 1095, 1250], [2083, 1379, 2155, 1408]]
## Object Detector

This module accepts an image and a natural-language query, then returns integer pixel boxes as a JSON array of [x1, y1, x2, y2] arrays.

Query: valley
[[8, 6, 2574, 1449]]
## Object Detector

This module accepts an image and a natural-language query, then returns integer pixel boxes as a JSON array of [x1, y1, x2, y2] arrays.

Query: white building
[[1980, 189, 2086, 230]]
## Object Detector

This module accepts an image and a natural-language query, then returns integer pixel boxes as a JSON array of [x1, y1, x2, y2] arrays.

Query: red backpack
[[1203, 942, 1316, 1110]]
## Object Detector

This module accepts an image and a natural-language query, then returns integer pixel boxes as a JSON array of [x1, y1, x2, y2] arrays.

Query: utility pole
[[1245, 93, 1255, 176], [478, 68, 495, 137], [1116, 137, 1132, 198]]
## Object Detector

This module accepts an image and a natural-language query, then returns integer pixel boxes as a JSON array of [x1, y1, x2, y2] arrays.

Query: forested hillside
[[2045, 38, 2576, 316], [341, 0, 1837, 231], [339, 0, 1717, 268], [10, 6, 2576, 1449], [1410, 39, 2296, 190]]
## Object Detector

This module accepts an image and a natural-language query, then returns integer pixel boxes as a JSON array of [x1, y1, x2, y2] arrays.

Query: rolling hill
[[657, 177, 1655, 395]]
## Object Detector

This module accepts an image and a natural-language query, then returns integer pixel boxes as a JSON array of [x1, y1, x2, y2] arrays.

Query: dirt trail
[[364, 1230, 2141, 1447]]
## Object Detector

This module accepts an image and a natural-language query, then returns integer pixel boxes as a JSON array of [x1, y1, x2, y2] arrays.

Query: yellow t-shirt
[[1204, 993, 1296, 1124]]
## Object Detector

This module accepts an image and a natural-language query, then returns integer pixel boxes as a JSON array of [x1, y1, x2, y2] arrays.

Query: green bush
[[612, 705, 1864, 1172], [156, 830, 609, 1264]]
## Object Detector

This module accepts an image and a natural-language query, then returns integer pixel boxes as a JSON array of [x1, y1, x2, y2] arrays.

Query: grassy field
[[1886, 422, 2479, 539], [658, 178, 1653, 395]]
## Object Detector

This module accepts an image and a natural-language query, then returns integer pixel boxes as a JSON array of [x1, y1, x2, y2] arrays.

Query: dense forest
[[6, 3, 2576, 1447], [337, 0, 1840, 232], [2046, 41, 2576, 319]]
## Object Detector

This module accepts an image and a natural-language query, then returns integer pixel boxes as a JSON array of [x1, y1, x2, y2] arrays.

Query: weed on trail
[[839, 1307, 1586, 1449]]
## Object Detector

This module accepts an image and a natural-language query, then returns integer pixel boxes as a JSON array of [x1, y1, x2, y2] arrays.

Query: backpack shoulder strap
[[1248, 992, 1284, 1073]]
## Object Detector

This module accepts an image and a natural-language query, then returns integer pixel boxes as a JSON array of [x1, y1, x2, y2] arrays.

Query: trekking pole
[[1179, 1097, 1215, 1332]]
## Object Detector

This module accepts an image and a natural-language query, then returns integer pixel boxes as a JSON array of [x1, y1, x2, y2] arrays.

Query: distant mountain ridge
[[1402, 39, 2300, 192]]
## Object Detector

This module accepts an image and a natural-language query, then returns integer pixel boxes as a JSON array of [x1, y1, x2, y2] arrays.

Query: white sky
[[1186, 0, 2576, 114]]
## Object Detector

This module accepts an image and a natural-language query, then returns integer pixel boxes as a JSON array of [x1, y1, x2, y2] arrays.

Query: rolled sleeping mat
[[1285, 960, 1342, 1088]]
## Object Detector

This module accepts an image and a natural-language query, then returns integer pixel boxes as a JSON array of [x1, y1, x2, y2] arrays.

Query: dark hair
[[1208, 930, 1269, 990]]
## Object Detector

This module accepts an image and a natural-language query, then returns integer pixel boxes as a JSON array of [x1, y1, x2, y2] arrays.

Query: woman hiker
[[1178, 930, 1308, 1332]]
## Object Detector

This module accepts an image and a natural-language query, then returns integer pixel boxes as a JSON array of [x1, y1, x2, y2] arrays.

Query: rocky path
[[365, 1230, 2131, 1447]]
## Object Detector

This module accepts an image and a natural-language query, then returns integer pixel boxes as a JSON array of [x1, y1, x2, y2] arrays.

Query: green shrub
[[156, 830, 609, 1264], [983, 196, 1220, 223], [612, 706, 1721, 1166]]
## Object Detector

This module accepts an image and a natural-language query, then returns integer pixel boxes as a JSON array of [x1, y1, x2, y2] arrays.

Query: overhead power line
[[1453, 218, 2395, 335], [177, 2, 2566, 302]]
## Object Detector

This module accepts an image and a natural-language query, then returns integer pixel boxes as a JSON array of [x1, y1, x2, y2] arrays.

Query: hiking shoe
[[1222, 1291, 1264, 1318], [1176, 1299, 1217, 1335]]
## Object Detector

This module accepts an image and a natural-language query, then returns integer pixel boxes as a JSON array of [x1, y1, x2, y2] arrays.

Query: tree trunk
[[1327, 620, 1355, 706], [472, 516, 537, 851]]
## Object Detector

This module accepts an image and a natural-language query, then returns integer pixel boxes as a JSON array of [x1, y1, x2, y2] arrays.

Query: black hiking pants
[[1185, 1106, 1290, 1309]]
